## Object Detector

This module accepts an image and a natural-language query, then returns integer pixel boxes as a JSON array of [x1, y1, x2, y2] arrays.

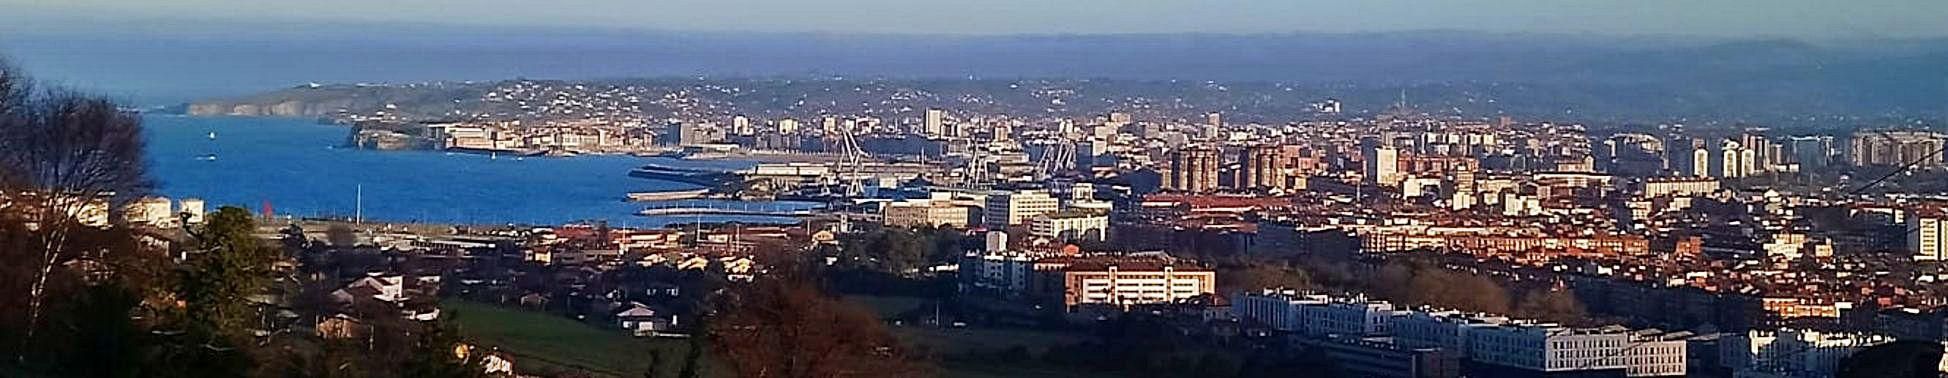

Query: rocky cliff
[[186, 98, 364, 117], [186, 82, 487, 119]]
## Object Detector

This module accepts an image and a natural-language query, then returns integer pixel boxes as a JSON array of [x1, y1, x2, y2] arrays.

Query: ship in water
[[628, 164, 740, 187], [624, 188, 712, 202]]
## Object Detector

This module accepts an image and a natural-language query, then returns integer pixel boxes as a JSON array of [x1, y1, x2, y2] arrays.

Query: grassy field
[[892, 326, 1085, 356], [891, 325, 1122, 378], [845, 294, 1117, 377], [441, 299, 693, 377], [445, 296, 1108, 378]]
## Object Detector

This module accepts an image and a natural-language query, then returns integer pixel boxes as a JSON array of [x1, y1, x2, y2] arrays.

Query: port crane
[[1032, 139, 1078, 179], [826, 123, 870, 196]]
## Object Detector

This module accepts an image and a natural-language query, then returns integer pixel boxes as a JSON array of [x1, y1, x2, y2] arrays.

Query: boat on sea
[[198, 154, 218, 161], [625, 188, 712, 202], [206, 131, 217, 140], [628, 164, 739, 187]]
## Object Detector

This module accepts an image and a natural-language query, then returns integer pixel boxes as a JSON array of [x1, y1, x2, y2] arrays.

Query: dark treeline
[[829, 225, 969, 275], [3, 55, 926, 377], [0, 59, 482, 377]]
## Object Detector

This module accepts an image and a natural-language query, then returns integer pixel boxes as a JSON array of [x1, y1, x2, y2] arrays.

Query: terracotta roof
[[1057, 257, 1212, 272]]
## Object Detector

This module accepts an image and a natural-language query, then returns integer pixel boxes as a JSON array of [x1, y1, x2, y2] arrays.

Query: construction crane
[[834, 125, 869, 196], [1033, 139, 1077, 179]]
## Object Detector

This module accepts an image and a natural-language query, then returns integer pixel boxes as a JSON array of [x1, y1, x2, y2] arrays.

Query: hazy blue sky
[[5, 0, 1948, 38]]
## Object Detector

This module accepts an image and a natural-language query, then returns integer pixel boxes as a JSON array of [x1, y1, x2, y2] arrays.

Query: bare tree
[[0, 60, 153, 360], [0, 60, 25, 118], [707, 271, 931, 378]]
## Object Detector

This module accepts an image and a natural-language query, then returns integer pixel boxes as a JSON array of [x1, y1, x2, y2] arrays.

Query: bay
[[141, 115, 812, 227]]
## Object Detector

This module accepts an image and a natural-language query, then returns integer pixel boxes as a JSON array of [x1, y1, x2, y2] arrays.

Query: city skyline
[[0, 2, 1944, 377]]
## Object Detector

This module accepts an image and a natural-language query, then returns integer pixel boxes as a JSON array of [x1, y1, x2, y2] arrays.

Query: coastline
[[143, 115, 793, 228]]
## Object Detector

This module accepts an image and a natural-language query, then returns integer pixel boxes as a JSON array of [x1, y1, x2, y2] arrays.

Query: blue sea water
[[142, 115, 812, 227]]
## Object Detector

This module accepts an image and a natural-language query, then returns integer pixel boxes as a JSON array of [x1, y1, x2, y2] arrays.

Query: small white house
[[615, 303, 678, 336], [333, 274, 405, 303], [481, 353, 514, 375]]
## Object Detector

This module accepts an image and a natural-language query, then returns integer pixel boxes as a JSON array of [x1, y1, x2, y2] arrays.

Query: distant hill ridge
[[163, 31, 1948, 126]]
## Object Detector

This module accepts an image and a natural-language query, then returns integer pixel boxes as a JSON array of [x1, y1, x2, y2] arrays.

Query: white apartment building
[[1303, 297, 1401, 337], [1056, 260, 1215, 309], [1233, 290, 1327, 332], [1030, 210, 1110, 242], [179, 198, 205, 224], [1908, 209, 1947, 261], [1469, 324, 1688, 377], [1710, 140, 1756, 179], [1720, 329, 1894, 378], [1231, 290, 1402, 337], [115, 196, 206, 228], [1393, 310, 1512, 359], [1365, 145, 1401, 187], [1638, 176, 1720, 198], [983, 189, 1059, 228], [122, 196, 176, 227], [923, 108, 946, 137], [957, 251, 1043, 295], [882, 197, 975, 228], [1235, 292, 1688, 377]]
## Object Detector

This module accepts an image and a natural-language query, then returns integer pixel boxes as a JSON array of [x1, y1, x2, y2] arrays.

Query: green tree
[[147, 206, 279, 377], [279, 223, 312, 252], [53, 283, 148, 377], [325, 224, 358, 247], [837, 229, 934, 274], [923, 226, 967, 264], [179, 206, 277, 338], [401, 321, 490, 378], [1218, 262, 1313, 293]]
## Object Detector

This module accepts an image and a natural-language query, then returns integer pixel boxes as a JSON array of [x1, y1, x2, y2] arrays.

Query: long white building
[[882, 195, 977, 228], [1029, 209, 1110, 242], [1232, 290, 1320, 332], [1719, 329, 1894, 378], [1393, 310, 1512, 359], [1234, 291, 1688, 377], [1233, 290, 1400, 337], [1468, 323, 1688, 377]]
